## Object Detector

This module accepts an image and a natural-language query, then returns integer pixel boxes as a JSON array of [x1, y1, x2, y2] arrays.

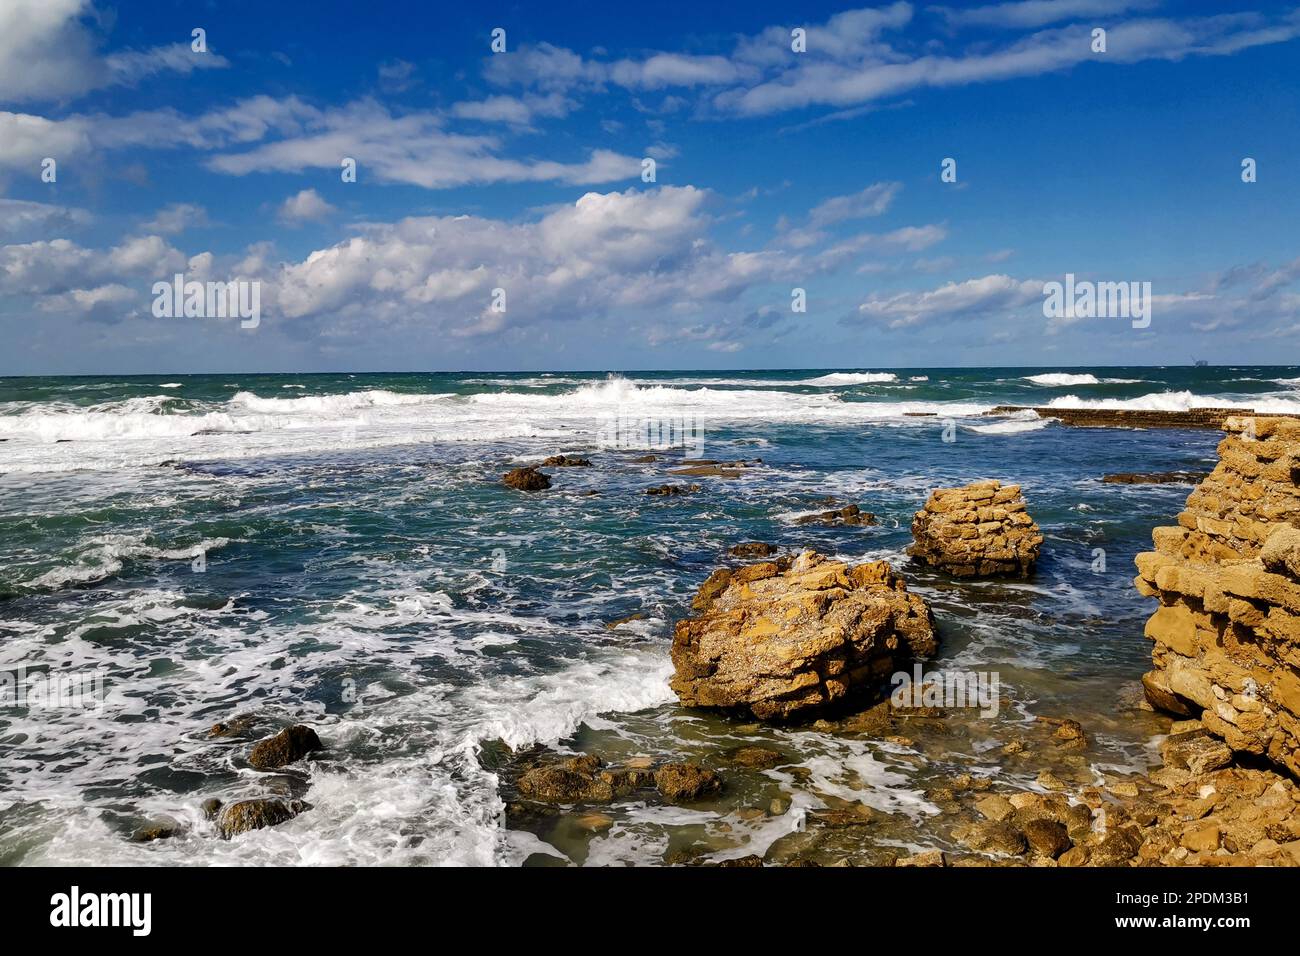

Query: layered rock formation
[[1135, 416, 1300, 778], [670, 551, 937, 720], [909, 480, 1042, 578]]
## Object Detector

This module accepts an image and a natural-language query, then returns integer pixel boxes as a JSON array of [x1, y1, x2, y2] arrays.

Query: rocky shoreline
[[164, 419, 1300, 866]]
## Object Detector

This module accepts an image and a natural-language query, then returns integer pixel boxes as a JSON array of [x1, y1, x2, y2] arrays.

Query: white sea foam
[[1045, 390, 1300, 413], [1024, 373, 1142, 386], [799, 372, 898, 386]]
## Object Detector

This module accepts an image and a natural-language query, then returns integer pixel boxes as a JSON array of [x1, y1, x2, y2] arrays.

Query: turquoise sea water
[[2, 366, 1299, 865]]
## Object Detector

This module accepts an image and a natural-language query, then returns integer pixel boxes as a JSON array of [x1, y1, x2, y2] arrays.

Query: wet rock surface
[[503, 465, 551, 491], [796, 504, 876, 527], [909, 480, 1042, 578], [670, 551, 938, 720], [216, 798, 311, 839], [542, 454, 592, 467], [247, 725, 323, 770]]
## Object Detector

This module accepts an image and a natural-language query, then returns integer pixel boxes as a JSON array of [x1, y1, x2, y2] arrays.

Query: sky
[[1, 0, 1299, 374]]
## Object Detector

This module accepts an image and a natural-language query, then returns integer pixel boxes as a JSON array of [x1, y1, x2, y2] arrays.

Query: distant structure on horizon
[[1192, 358, 1209, 367]]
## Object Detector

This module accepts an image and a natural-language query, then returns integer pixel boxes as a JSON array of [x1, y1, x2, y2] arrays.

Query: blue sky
[[2, 0, 1299, 374]]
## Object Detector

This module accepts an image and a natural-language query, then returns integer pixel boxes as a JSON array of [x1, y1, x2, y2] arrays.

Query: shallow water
[[1, 366, 1296, 865]]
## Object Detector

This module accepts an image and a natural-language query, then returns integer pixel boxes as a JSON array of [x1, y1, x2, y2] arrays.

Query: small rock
[[723, 746, 784, 769], [1022, 819, 1071, 858], [247, 725, 323, 770], [975, 794, 1016, 822], [729, 542, 777, 558], [217, 798, 310, 839], [574, 812, 614, 834], [655, 763, 721, 803], [541, 454, 592, 467], [503, 466, 550, 491]]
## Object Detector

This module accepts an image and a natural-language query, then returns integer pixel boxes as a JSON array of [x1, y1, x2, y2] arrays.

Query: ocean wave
[[23, 535, 230, 591], [799, 372, 898, 386], [1044, 390, 1300, 414]]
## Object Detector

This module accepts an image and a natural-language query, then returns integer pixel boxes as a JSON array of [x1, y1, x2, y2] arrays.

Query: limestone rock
[[247, 725, 322, 770], [1134, 417, 1300, 777], [503, 466, 551, 491], [909, 480, 1043, 577], [670, 551, 938, 720]]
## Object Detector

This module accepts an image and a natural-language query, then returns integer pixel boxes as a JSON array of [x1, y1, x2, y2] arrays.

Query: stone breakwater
[[670, 551, 937, 720], [908, 480, 1042, 578], [990, 406, 1291, 429], [1136, 416, 1300, 778]]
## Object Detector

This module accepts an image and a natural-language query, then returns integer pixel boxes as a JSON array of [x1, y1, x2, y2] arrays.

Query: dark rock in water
[[795, 504, 876, 527], [541, 454, 592, 467], [604, 612, 648, 630], [247, 725, 323, 770], [644, 483, 701, 496], [209, 714, 260, 738], [723, 746, 784, 769], [953, 820, 1027, 856], [1102, 471, 1208, 485], [217, 798, 310, 839], [504, 466, 551, 491], [670, 459, 761, 478], [131, 819, 181, 843], [629, 454, 658, 463], [654, 763, 721, 802], [1022, 819, 1071, 858], [729, 542, 777, 558], [201, 798, 224, 820], [988, 405, 1285, 429]]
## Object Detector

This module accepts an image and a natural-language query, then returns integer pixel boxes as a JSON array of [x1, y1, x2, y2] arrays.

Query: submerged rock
[[670, 551, 938, 720], [247, 725, 323, 770], [729, 542, 777, 558], [795, 504, 876, 527], [503, 466, 551, 491], [1102, 471, 1208, 485], [909, 480, 1042, 578], [645, 483, 701, 496], [217, 798, 310, 839], [654, 763, 722, 802]]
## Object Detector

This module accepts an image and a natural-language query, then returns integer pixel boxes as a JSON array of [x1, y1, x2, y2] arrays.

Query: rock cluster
[[510, 751, 720, 806], [909, 480, 1042, 578], [1135, 416, 1300, 777], [541, 454, 591, 467], [796, 503, 875, 526], [670, 551, 938, 720]]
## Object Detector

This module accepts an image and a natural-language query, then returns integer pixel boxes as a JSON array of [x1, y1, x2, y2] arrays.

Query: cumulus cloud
[[277, 189, 336, 225], [0, 0, 228, 104]]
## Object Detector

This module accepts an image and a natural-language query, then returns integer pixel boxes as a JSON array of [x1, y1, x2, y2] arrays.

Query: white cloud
[[142, 203, 208, 235], [0, 198, 90, 234], [277, 189, 336, 225], [855, 274, 1043, 328], [0, 0, 228, 104], [933, 0, 1160, 31]]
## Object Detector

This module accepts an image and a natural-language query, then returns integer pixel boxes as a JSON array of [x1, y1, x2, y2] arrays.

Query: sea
[[3, 366, 1299, 865]]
